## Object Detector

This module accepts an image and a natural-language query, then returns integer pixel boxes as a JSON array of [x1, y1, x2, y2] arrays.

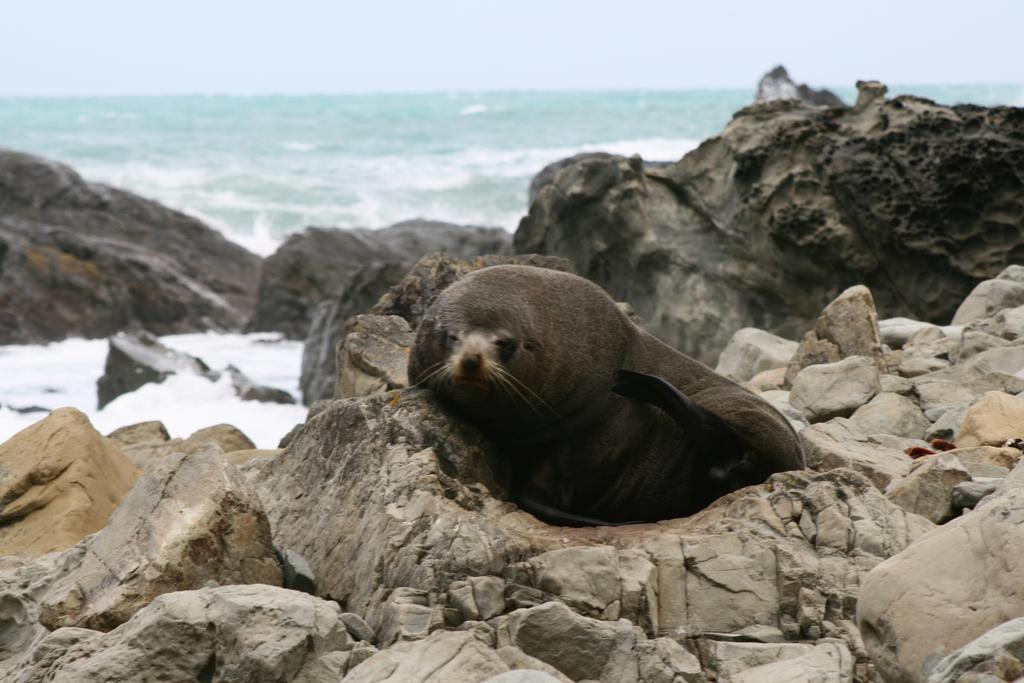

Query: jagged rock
[[334, 315, 414, 400], [925, 616, 1024, 683], [955, 391, 1024, 447], [952, 265, 1024, 325], [248, 220, 511, 340], [0, 148, 261, 345], [515, 88, 1024, 365], [715, 327, 798, 382], [224, 448, 282, 466], [884, 453, 972, 523], [858, 483, 1024, 682], [849, 392, 930, 440], [224, 365, 295, 404], [300, 261, 410, 403], [789, 356, 881, 423], [0, 408, 138, 558], [37, 448, 281, 631], [254, 389, 933, 679], [785, 285, 887, 385], [97, 331, 215, 408], [755, 65, 845, 108], [6, 585, 352, 683], [800, 418, 913, 489], [278, 548, 317, 595]]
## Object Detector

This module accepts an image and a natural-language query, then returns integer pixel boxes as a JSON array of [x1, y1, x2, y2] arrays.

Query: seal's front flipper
[[612, 369, 736, 441], [515, 495, 636, 528]]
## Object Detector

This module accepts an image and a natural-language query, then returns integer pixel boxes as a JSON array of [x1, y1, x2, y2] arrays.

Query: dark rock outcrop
[[0, 148, 261, 345], [248, 219, 512, 340], [756, 65, 845, 107], [516, 82, 1024, 365]]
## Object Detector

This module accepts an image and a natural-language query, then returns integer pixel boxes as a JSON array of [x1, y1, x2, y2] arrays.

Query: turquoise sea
[[1, 84, 1021, 255]]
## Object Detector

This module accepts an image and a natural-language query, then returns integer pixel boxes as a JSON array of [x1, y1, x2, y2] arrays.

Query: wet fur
[[409, 265, 805, 525]]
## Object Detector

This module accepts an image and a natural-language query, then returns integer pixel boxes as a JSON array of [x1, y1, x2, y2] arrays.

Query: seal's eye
[[495, 337, 517, 362], [439, 329, 459, 349]]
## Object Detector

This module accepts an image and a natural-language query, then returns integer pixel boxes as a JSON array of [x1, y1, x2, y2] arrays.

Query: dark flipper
[[516, 495, 639, 527], [612, 369, 752, 488]]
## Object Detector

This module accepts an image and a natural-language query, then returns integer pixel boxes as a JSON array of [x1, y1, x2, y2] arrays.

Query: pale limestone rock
[[849, 392, 930, 440], [884, 453, 972, 523], [925, 616, 1024, 683], [955, 391, 1024, 447], [800, 418, 913, 489], [790, 356, 882, 423], [858, 484, 1024, 682], [335, 314, 414, 399], [715, 327, 798, 382], [0, 408, 138, 558], [952, 265, 1024, 325]]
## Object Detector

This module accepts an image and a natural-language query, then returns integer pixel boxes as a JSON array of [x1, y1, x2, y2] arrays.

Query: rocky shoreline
[[2, 78, 1024, 682]]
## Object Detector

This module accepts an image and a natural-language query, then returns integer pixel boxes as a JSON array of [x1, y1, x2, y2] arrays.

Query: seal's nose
[[460, 353, 482, 374]]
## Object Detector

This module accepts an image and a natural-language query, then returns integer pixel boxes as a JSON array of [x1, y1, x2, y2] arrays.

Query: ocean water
[[2, 84, 1021, 256]]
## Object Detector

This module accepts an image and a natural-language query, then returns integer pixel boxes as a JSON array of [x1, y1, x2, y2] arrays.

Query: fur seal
[[408, 265, 805, 526]]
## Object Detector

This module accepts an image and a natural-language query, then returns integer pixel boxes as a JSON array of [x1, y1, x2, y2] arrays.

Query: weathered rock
[[224, 365, 296, 404], [0, 148, 261, 345], [747, 367, 787, 392], [897, 356, 950, 378], [335, 315, 415, 400], [858, 484, 1024, 682], [790, 356, 881, 423], [951, 479, 1000, 512], [38, 448, 281, 631], [940, 446, 1020, 478], [879, 374, 915, 397], [255, 389, 933, 679], [515, 88, 1024, 365], [715, 327, 798, 382], [800, 418, 914, 489], [925, 406, 969, 442], [849, 392, 930, 440], [786, 285, 887, 385], [96, 331, 215, 408], [884, 453, 972, 523], [0, 408, 138, 558], [926, 616, 1024, 683], [956, 391, 1024, 447], [111, 422, 256, 467], [954, 329, 1012, 364], [952, 265, 1024, 325], [698, 638, 853, 683], [7, 585, 351, 683], [300, 261, 410, 403], [879, 317, 942, 350], [756, 65, 846, 108], [249, 220, 511, 339]]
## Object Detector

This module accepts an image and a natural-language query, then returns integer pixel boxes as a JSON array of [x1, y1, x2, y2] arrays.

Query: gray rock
[[884, 453, 972, 523], [849, 392, 930, 440], [926, 616, 1024, 683], [278, 548, 317, 595], [7, 585, 352, 683], [715, 327, 798, 382], [951, 479, 1000, 512], [925, 406, 969, 442], [515, 92, 1024, 367], [341, 612, 375, 644], [879, 317, 942, 350], [699, 638, 853, 683], [790, 356, 881, 423], [859, 484, 1024, 682], [97, 331, 215, 408], [225, 364, 296, 404], [0, 148, 261, 345], [952, 265, 1024, 325], [755, 65, 846, 108], [954, 330, 1012, 364], [482, 672, 566, 683], [879, 374, 915, 396], [897, 356, 951, 378], [249, 220, 511, 340], [800, 418, 914, 489], [335, 315, 414, 399], [37, 449, 282, 631]]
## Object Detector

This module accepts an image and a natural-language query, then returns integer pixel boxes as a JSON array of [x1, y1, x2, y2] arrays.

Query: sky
[[1, 0, 1022, 96]]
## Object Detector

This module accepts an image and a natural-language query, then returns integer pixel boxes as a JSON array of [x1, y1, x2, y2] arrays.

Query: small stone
[[898, 356, 951, 378], [715, 327, 798, 382], [849, 392, 930, 440], [790, 356, 881, 423]]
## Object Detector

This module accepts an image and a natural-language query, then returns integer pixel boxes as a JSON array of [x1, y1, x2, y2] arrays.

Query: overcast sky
[[2, 0, 1021, 96]]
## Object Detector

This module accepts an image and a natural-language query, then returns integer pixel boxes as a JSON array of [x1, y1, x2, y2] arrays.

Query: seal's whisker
[[413, 360, 452, 388], [489, 367, 543, 416], [492, 364, 560, 417]]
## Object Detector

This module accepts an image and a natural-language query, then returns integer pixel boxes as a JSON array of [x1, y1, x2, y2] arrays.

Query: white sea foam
[[280, 141, 318, 152], [0, 333, 306, 449], [459, 104, 490, 116]]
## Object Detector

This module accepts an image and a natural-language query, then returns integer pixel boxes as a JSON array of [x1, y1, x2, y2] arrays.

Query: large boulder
[[515, 83, 1024, 365], [0, 408, 138, 558], [858, 481, 1024, 682], [254, 389, 934, 680], [0, 148, 261, 344], [248, 220, 511, 340]]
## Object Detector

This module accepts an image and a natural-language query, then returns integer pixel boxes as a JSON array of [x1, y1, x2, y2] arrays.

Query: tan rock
[[0, 408, 139, 558], [747, 367, 787, 392], [113, 422, 256, 467], [858, 484, 1024, 682], [336, 314, 414, 399], [224, 448, 282, 466], [941, 446, 1022, 478], [955, 391, 1024, 447], [884, 453, 971, 523]]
